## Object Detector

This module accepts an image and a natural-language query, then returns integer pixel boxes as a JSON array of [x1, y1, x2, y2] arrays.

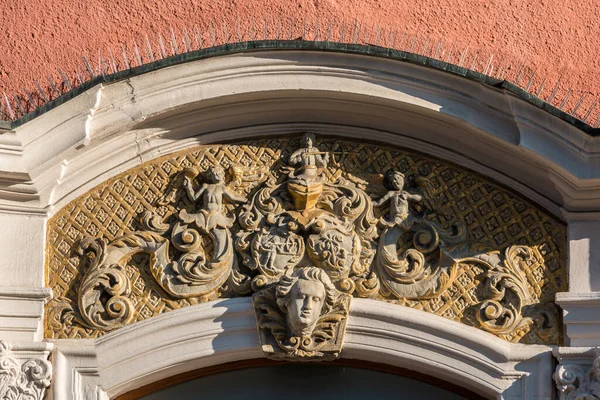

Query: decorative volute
[[46, 134, 565, 358]]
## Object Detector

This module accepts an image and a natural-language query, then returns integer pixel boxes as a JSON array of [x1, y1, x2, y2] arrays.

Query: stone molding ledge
[[556, 292, 600, 346], [554, 347, 600, 399], [0, 286, 52, 342]]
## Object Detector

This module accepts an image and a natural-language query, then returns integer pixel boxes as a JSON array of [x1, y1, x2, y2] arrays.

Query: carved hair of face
[[303, 133, 316, 148], [276, 267, 337, 337], [206, 166, 225, 183], [387, 171, 405, 190]]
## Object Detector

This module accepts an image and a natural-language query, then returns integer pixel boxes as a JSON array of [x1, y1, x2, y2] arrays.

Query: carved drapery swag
[[47, 135, 566, 350]]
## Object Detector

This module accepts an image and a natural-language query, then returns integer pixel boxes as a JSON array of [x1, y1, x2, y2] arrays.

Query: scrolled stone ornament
[[554, 350, 600, 400], [76, 237, 135, 330], [374, 170, 466, 299], [253, 267, 351, 360], [475, 245, 558, 338], [0, 342, 52, 400]]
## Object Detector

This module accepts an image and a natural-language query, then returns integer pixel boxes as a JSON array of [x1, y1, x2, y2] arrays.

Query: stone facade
[[0, 50, 598, 399]]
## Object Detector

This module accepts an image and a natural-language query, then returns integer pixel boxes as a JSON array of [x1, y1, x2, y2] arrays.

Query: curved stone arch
[[5, 46, 594, 400], [2, 49, 597, 217], [49, 298, 553, 400]]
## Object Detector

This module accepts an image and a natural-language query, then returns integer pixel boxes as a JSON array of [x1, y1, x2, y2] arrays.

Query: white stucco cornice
[[0, 50, 597, 217]]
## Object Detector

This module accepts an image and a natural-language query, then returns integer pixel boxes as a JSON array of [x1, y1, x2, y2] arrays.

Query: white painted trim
[[0, 50, 599, 216], [49, 299, 553, 400]]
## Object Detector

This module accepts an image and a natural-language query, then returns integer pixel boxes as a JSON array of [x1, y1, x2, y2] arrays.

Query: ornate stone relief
[[555, 349, 600, 400], [0, 341, 52, 400], [46, 134, 566, 350]]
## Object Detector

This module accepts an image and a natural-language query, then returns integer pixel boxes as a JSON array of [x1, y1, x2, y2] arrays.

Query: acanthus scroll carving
[[48, 133, 564, 350], [555, 350, 600, 400], [0, 342, 52, 400]]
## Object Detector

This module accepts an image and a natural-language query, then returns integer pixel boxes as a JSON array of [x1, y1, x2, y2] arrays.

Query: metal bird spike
[[158, 33, 168, 59], [483, 54, 494, 75], [170, 27, 179, 55], [145, 35, 155, 62], [82, 56, 95, 78], [183, 26, 192, 52], [57, 68, 73, 91], [327, 19, 332, 42], [434, 39, 443, 60], [276, 18, 281, 40], [3, 93, 15, 120], [75, 69, 85, 86], [13, 94, 26, 116], [572, 93, 587, 116], [35, 81, 49, 103], [547, 73, 563, 104], [352, 19, 357, 44], [107, 47, 118, 73], [583, 100, 597, 123], [445, 41, 455, 63], [23, 88, 37, 109], [133, 40, 143, 66], [514, 63, 526, 85], [46, 75, 61, 97], [559, 88, 572, 110], [458, 45, 469, 67], [422, 36, 430, 56], [121, 44, 131, 70], [237, 19, 243, 42], [536, 75, 548, 98], [470, 53, 478, 71], [289, 17, 294, 40], [410, 33, 417, 53], [210, 20, 217, 46], [263, 17, 268, 40], [194, 26, 204, 50], [525, 70, 536, 92], [223, 22, 230, 44], [315, 16, 320, 41]]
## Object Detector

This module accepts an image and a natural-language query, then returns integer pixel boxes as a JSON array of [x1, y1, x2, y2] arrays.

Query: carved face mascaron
[[285, 279, 325, 336], [276, 268, 337, 338]]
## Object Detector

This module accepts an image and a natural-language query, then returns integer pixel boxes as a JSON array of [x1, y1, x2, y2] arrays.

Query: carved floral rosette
[[47, 134, 565, 347]]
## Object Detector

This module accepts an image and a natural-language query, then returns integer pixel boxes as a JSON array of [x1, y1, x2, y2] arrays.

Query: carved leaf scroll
[[46, 135, 566, 347]]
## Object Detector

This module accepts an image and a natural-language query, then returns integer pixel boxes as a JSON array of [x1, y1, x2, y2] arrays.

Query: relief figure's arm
[[191, 184, 207, 202], [223, 188, 248, 204], [373, 192, 393, 207], [406, 191, 423, 202], [289, 149, 305, 164]]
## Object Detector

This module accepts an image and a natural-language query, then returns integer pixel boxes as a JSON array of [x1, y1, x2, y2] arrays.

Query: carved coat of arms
[[51, 133, 561, 357]]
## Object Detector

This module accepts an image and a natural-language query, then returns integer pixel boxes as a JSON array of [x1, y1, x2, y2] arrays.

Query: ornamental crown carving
[[47, 134, 565, 354]]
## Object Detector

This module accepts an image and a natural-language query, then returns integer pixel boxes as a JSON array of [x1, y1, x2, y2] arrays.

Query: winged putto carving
[[49, 133, 563, 354]]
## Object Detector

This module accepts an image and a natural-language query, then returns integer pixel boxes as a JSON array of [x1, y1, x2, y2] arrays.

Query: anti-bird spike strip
[[1, 17, 598, 130]]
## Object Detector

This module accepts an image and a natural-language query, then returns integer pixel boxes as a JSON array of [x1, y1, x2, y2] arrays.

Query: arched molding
[[0, 50, 598, 217], [48, 298, 553, 400]]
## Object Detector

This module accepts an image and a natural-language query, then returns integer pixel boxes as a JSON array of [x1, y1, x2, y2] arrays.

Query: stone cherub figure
[[288, 133, 330, 183], [373, 170, 423, 230], [276, 267, 337, 338], [180, 165, 247, 231]]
